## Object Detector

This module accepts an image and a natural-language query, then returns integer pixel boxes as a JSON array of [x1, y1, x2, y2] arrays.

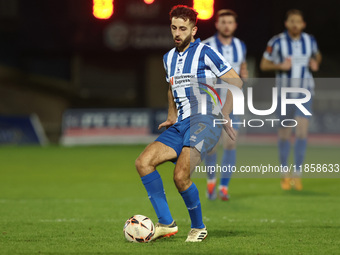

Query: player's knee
[[295, 127, 308, 139], [135, 155, 149, 172], [173, 171, 190, 191], [135, 157, 142, 172], [224, 140, 236, 150], [296, 132, 308, 139], [278, 130, 291, 140]]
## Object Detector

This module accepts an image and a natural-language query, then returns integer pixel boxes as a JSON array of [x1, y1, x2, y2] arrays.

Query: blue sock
[[294, 138, 307, 172], [278, 140, 290, 167], [141, 171, 173, 225], [205, 153, 217, 180], [180, 183, 204, 229], [220, 149, 236, 187]]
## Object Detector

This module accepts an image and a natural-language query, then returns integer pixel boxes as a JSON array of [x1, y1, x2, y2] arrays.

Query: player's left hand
[[309, 58, 319, 72], [222, 115, 236, 141]]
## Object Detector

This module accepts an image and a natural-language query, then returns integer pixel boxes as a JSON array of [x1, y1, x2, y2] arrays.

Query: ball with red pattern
[[123, 215, 155, 243]]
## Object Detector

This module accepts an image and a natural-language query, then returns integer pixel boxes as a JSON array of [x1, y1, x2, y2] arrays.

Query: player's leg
[[278, 126, 293, 167], [136, 141, 177, 177], [291, 116, 309, 190], [291, 95, 312, 190], [278, 126, 294, 190], [174, 146, 207, 242], [294, 116, 309, 169], [135, 141, 177, 228], [219, 129, 238, 200], [277, 97, 295, 190], [177, 114, 221, 242], [205, 143, 218, 200]]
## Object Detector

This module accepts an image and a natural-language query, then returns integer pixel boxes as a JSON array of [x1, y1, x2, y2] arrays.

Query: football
[[123, 215, 155, 243]]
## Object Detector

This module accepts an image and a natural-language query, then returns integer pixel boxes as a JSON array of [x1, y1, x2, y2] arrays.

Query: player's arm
[[309, 51, 322, 72], [260, 57, 292, 72], [219, 69, 243, 141], [158, 84, 177, 130], [315, 52, 322, 64], [204, 46, 243, 140], [309, 36, 322, 72], [260, 38, 292, 72], [219, 69, 243, 117], [240, 61, 249, 79], [240, 42, 248, 79]]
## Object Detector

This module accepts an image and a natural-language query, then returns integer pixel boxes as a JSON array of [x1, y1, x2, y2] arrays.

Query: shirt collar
[[176, 38, 201, 54], [214, 33, 234, 47], [285, 30, 301, 42], [192, 38, 201, 45]]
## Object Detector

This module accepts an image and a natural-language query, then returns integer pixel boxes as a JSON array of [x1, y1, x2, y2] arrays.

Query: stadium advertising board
[[60, 109, 167, 145]]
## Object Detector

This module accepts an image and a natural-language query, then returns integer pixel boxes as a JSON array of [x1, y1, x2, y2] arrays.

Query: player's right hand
[[280, 57, 292, 71], [158, 119, 176, 130]]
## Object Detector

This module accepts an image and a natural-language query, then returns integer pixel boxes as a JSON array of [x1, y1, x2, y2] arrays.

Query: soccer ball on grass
[[123, 215, 155, 243]]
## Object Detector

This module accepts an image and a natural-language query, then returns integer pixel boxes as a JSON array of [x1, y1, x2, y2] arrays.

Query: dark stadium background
[[0, 0, 339, 142]]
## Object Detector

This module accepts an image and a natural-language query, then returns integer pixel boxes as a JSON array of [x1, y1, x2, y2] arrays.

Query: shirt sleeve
[[163, 55, 169, 83], [204, 46, 232, 77], [241, 41, 247, 62], [310, 35, 319, 55], [263, 37, 280, 62]]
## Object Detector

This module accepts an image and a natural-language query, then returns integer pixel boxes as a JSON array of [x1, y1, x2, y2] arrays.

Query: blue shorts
[[155, 114, 222, 160], [276, 96, 313, 126]]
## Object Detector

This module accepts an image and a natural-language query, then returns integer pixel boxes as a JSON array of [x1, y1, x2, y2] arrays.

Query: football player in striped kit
[[203, 9, 248, 201], [260, 9, 322, 190], [135, 5, 242, 242]]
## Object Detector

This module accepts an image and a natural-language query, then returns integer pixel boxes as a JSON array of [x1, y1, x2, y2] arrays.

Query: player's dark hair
[[169, 5, 198, 25], [285, 9, 304, 21], [216, 9, 238, 22]]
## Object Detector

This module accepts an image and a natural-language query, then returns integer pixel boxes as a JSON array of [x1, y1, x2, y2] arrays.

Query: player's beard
[[219, 31, 233, 39], [174, 34, 192, 52], [289, 27, 302, 37]]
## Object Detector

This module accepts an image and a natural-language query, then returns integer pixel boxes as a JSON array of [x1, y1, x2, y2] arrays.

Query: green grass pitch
[[1, 145, 340, 254]]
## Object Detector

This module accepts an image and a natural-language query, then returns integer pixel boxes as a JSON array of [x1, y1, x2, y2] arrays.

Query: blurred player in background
[[135, 5, 242, 242], [203, 9, 248, 201], [260, 9, 321, 190]]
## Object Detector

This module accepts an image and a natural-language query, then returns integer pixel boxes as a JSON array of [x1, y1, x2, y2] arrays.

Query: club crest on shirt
[[266, 46, 273, 54]]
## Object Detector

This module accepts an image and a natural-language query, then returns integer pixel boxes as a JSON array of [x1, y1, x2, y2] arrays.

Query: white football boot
[[185, 226, 208, 242], [152, 220, 178, 240]]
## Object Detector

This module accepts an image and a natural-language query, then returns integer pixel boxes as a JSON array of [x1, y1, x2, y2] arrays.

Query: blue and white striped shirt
[[163, 38, 232, 121], [263, 31, 319, 97], [203, 34, 247, 75]]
